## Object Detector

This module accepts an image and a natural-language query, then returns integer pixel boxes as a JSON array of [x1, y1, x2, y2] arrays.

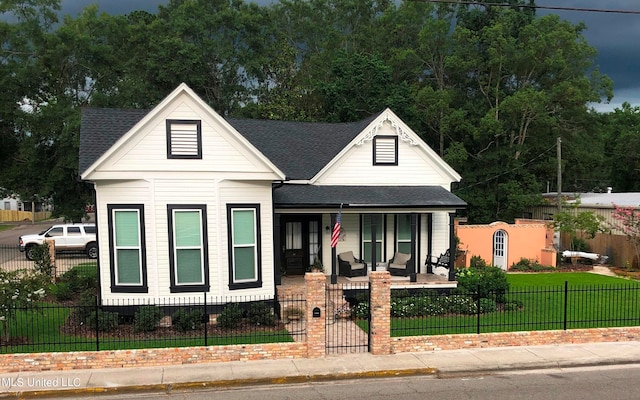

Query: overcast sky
[[58, 0, 640, 113]]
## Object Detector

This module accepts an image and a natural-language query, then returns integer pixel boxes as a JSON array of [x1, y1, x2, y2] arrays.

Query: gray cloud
[[540, 0, 640, 110]]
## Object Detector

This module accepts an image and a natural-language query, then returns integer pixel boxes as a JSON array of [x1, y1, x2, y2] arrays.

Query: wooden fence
[[0, 210, 51, 222], [562, 233, 637, 268]]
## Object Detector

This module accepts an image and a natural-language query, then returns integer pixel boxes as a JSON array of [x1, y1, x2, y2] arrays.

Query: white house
[[79, 83, 466, 303]]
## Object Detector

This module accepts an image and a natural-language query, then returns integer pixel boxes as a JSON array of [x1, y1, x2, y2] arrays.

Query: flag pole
[[330, 203, 343, 284]]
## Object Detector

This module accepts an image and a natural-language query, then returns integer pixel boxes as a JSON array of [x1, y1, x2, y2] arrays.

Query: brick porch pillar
[[305, 272, 326, 358], [369, 270, 391, 355]]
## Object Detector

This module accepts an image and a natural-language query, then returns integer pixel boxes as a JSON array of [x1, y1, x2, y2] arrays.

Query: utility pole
[[557, 137, 562, 214]]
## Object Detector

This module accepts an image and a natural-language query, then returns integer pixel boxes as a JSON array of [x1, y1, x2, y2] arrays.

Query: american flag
[[331, 208, 342, 248]]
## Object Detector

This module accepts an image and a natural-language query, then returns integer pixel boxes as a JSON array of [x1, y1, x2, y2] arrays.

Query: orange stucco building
[[456, 219, 557, 270]]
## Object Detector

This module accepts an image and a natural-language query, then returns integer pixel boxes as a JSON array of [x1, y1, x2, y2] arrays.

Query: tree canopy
[[0, 0, 628, 223]]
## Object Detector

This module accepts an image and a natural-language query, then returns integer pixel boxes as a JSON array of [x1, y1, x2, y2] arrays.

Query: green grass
[[1, 301, 294, 354], [388, 273, 640, 337], [507, 272, 638, 287], [0, 225, 14, 232]]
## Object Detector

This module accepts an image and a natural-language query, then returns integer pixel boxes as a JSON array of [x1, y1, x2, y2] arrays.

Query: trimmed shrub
[[86, 310, 119, 332], [503, 299, 525, 311], [172, 308, 204, 332], [134, 305, 164, 332], [352, 302, 370, 319], [455, 265, 509, 303], [51, 282, 74, 301], [510, 258, 554, 272], [247, 303, 276, 327], [217, 303, 244, 329], [469, 256, 489, 269], [61, 264, 98, 293]]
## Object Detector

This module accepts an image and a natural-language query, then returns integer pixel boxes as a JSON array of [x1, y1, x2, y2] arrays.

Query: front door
[[493, 230, 508, 270], [281, 216, 321, 275]]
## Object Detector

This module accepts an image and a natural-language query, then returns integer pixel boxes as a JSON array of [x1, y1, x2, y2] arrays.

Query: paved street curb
[[0, 368, 438, 399]]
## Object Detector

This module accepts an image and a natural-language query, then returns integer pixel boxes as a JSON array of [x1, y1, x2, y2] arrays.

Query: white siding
[[316, 121, 452, 187], [218, 181, 275, 297], [97, 178, 274, 303], [94, 98, 279, 177], [96, 180, 154, 303]]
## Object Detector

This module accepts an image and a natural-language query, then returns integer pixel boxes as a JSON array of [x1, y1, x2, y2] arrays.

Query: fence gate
[[325, 282, 371, 354]]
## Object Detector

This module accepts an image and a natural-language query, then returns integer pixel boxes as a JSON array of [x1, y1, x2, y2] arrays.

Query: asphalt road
[[0, 221, 56, 246], [46, 364, 640, 400]]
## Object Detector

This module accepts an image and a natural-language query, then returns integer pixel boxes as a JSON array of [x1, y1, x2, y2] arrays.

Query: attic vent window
[[373, 136, 398, 165], [166, 119, 202, 159]]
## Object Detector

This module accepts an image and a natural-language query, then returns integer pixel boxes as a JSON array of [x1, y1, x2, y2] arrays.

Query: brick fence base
[[0, 342, 307, 373], [391, 327, 640, 353]]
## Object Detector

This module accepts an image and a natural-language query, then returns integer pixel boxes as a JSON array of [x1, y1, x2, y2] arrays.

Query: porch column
[[330, 213, 337, 284], [409, 213, 417, 282], [426, 213, 433, 274], [274, 214, 282, 285], [370, 214, 378, 271], [448, 212, 456, 281]]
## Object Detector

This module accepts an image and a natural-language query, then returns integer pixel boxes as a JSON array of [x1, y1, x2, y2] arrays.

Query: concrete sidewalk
[[1, 341, 640, 397]]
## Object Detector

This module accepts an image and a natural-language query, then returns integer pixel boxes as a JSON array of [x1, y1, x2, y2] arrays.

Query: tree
[[603, 103, 640, 191], [317, 51, 411, 122], [551, 200, 606, 251]]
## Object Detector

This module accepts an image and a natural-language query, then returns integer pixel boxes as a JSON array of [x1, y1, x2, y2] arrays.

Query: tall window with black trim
[[227, 204, 262, 290], [108, 204, 147, 293], [168, 205, 209, 293]]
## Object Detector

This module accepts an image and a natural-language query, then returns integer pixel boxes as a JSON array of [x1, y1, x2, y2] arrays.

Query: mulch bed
[[609, 268, 640, 280]]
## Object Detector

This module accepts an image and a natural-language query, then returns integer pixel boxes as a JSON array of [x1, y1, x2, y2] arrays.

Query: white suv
[[18, 224, 98, 260]]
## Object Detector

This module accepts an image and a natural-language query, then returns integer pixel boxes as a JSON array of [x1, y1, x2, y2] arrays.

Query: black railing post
[[476, 284, 481, 334], [203, 292, 208, 346], [95, 295, 100, 351], [563, 281, 568, 330]]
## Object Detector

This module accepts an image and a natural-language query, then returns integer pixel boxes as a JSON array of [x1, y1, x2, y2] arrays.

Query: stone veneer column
[[305, 272, 326, 358], [369, 270, 391, 355]]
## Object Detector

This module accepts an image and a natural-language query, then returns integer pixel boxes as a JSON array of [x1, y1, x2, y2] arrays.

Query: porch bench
[[426, 249, 451, 276]]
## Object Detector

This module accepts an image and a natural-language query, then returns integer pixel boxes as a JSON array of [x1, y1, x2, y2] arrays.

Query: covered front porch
[[277, 272, 457, 295], [273, 185, 467, 286]]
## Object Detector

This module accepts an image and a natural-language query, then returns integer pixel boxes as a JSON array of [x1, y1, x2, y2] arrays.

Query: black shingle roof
[[79, 108, 379, 179], [273, 185, 467, 208], [79, 107, 466, 209], [79, 108, 149, 174]]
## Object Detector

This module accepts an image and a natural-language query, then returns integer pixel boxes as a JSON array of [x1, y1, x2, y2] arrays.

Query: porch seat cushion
[[392, 252, 411, 265], [338, 251, 356, 264], [350, 262, 365, 270], [389, 252, 410, 270]]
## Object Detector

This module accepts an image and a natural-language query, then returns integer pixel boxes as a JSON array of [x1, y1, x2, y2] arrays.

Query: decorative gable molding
[[356, 112, 417, 146]]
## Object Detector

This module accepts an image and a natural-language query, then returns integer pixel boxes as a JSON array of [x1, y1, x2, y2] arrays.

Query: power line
[[456, 141, 558, 190], [412, 1, 640, 15]]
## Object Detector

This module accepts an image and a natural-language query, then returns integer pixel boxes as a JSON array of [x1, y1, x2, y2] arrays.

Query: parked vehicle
[[18, 224, 97, 260]]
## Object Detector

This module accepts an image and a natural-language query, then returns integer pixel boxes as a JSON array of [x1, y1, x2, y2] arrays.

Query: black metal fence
[[1, 294, 306, 354], [390, 282, 640, 337], [0, 244, 91, 276]]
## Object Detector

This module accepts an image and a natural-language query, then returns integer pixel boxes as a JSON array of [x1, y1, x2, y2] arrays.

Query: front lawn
[[507, 272, 636, 287], [386, 272, 640, 337], [0, 264, 295, 354]]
